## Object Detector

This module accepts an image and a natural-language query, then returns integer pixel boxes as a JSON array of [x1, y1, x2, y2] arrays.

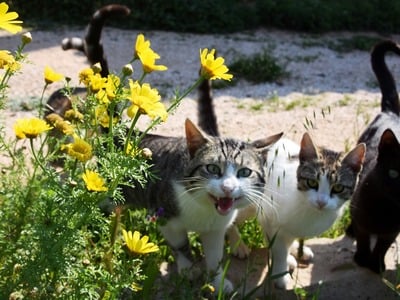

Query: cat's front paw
[[290, 240, 314, 263], [287, 254, 298, 270], [274, 273, 291, 289], [356, 252, 385, 274], [213, 274, 234, 293], [354, 251, 371, 270], [231, 241, 251, 259]]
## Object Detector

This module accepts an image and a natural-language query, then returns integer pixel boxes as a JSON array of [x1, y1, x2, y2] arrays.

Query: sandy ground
[[1, 27, 400, 298]]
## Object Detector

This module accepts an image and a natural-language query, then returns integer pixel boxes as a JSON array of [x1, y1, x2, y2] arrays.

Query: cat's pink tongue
[[216, 197, 234, 215]]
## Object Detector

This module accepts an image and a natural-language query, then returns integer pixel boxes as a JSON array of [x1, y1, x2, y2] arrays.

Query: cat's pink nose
[[222, 185, 233, 194], [316, 199, 327, 209]]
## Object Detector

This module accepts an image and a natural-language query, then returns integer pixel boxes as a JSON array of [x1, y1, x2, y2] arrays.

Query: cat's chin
[[209, 194, 236, 215]]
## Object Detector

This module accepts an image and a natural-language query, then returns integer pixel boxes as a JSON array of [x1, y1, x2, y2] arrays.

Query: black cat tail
[[371, 40, 400, 115], [62, 4, 130, 77], [197, 77, 219, 136]]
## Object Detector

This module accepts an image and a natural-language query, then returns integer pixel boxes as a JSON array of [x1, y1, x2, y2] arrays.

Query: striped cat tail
[[62, 4, 130, 77], [197, 77, 219, 136]]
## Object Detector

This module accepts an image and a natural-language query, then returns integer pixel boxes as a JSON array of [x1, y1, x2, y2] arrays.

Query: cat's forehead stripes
[[218, 138, 248, 161]]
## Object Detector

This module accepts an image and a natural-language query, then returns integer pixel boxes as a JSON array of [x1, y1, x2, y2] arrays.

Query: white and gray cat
[[197, 78, 366, 289], [123, 119, 282, 292]]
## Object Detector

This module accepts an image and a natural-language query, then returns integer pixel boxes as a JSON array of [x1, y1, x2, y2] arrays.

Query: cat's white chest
[[173, 182, 237, 232]]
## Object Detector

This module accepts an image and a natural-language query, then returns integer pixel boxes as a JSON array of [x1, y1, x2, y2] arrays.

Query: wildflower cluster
[[0, 3, 233, 299]]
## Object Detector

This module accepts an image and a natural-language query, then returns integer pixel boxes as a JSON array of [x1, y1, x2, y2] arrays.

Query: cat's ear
[[185, 118, 210, 158], [299, 132, 318, 162], [251, 132, 283, 149], [342, 143, 366, 173], [378, 129, 400, 161]]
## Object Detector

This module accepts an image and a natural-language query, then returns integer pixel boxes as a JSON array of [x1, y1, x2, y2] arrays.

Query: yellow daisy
[[44, 66, 64, 85], [14, 117, 52, 139], [79, 67, 94, 86], [126, 80, 167, 121], [0, 50, 19, 71], [82, 170, 108, 192], [0, 2, 22, 34], [134, 33, 154, 59], [138, 48, 167, 73], [61, 137, 92, 162], [200, 48, 233, 81], [122, 229, 159, 255]]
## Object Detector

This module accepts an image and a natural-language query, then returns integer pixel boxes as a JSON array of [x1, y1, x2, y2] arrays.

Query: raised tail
[[371, 40, 400, 115], [61, 4, 130, 77], [197, 78, 220, 136]]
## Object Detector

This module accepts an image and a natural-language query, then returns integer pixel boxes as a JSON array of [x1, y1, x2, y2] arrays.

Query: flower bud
[[122, 63, 133, 76], [141, 147, 152, 159], [92, 62, 102, 74], [21, 32, 32, 45]]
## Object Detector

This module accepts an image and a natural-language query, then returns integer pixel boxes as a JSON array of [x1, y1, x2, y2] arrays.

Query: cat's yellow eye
[[206, 164, 221, 175], [237, 167, 252, 178], [306, 179, 318, 189], [388, 169, 399, 179], [331, 184, 344, 194]]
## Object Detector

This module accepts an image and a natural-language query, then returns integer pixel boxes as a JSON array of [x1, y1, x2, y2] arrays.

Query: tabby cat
[[123, 118, 282, 292], [261, 133, 365, 288], [197, 77, 366, 289], [347, 40, 400, 274]]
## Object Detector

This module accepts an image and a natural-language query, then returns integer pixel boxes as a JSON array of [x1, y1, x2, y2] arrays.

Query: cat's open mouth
[[210, 195, 235, 215]]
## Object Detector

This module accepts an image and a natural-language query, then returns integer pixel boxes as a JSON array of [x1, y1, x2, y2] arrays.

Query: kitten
[[347, 40, 400, 274], [123, 118, 282, 292], [196, 77, 366, 289], [261, 133, 365, 288], [46, 4, 130, 116]]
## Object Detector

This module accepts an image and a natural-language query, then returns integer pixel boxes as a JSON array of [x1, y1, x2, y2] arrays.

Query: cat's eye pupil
[[331, 184, 344, 194], [206, 164, 220, 175], [388, 169, 399, 179], [238, 168, 252, 178], [306, 179, 318, 189]]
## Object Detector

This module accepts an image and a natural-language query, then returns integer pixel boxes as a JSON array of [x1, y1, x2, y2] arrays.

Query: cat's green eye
[[237, 168, 252, 178], [331, 184, 344, 194], [206, 164, 221, 175], [388, 169, 399, 179], [306, 179, 319, 189]]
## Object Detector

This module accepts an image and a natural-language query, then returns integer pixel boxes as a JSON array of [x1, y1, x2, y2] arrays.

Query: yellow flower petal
[[122, 229, 159, 255], [138, 48, 167, 73], [13, 118, 52, 139], [62, 137, 92, 162], [44, 66, 64, 84], [82, 170, 108, 192], [200, 48, 233, 81], [126, 80, 168, 121], [0, 3, 23, 34]]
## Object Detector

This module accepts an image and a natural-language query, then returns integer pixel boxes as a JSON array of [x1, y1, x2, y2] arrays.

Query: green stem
[[39, 84, 49, 118], [29, 137, 48, 174], [124, 112, 141, 154]]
